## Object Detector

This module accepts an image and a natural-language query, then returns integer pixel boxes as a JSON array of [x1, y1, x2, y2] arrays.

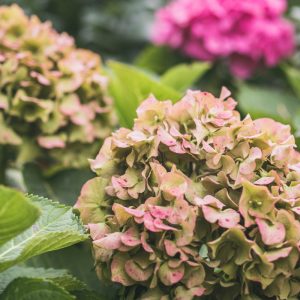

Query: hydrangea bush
[[76, 88, 300, 299], [0, 5, 113, 168], [152, 0, 295, 78]]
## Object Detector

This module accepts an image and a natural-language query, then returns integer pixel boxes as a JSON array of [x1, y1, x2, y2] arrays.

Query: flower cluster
[[152, 0, 295, 78], [0, 5, 113, 168], [76, 88, 300, 299]]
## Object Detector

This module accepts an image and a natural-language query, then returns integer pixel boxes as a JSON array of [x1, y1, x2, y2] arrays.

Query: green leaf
[[0, 266, 86, 293], [23, 166, 117, 298], [0, 186, 40, 246], [135, 46, 184, 75], [161, 62, 210, 92], [0, 195, 87, 272], [109, 61, 181, 101], [27, 242, 119, 300], [108, 60, 181, 128], [283, 65, 300, 98], [238, 84, 299, 125], [0, 278, 75, 300], [22, 163, 94, 206]]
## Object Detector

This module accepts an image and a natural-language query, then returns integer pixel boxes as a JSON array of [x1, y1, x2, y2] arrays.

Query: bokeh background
[[1, 0, 168, 61], [1, 0, 298, 63]]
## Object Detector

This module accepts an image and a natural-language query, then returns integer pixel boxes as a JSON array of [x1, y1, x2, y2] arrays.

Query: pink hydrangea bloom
[[152, 0, 295, 78], [76, 88, 300, 299]]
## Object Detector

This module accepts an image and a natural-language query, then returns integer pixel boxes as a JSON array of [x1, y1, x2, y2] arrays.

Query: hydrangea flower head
[[0, 5, 113, 168], [152, 0, 295, 78], [76, 88, 300, 299]]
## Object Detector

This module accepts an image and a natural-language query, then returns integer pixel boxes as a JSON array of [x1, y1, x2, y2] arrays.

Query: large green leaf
[[0, 186, 40, 246], [161, 62, 210, 92], [0, 266, 86, 293], [0, 195, 87, 272], [22, 163, 94, 206], [108, 60, 181, 128], [238, 84, 299, 125], [0, 278, 75, 300]]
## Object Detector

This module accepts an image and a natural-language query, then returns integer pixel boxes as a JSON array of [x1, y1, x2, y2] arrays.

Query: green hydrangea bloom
[[0, 5, 114, 169], [76, 88, 300, 299]]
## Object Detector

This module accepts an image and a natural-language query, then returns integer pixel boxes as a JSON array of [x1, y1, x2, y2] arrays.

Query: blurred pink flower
[[152, 0, 295, 78]]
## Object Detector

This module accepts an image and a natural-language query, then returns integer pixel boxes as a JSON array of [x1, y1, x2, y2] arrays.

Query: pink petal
[[144, 212, 161, 232], [37, 136, 66, 149], [93, 232, 122, 250], [170, 143, 186, 154], [265, 247, 293, 262], [164, 240, 180, 256], [124, 260, 153, 282], [256, 218, 285, 246], [192, 287, 206, 297], [157, 127, 177, 146], [141, 232, 154, 253], [220, 86, 231, 100], [87, 223, 110, 240], [218, 209, 240, 228], [202, 206, 220, 224], [149, 205, 173, 219], [289, 162, 300, 172], [169, 126, 182, 137], [127, 131, 147, 142], [121, 228, 141, 247], [292, 207, 300, 216], [153, 218, 178, 231], [202, 141, 215, 153], [158, 263, 185, 286], [195, 195, 224, 209], [216, 110, 232, 119], [254, 177, 275, 185], [30, 71, 50, 85]]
